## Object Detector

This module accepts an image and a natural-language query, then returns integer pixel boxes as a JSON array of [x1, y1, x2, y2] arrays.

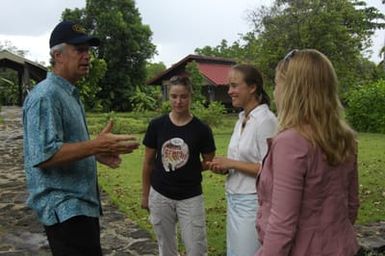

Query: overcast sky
[[0, 0, 384, 67]]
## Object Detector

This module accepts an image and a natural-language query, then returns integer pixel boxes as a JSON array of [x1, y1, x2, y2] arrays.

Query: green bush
[[158, 101, 171, 114], [346, 80, 385, 134], [129, 87, 158, 112], [158, 101, 226, 127], [192, 101, 226, 127], [212, 113, 238, 135], [111, 118, 148, 134], [0, 74, 19, 105], [87, 112, 149, 135]]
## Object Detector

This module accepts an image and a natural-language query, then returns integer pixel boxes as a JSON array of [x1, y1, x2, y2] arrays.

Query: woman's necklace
[[241, 103, 259, 131], [241, 114, 249, 129]]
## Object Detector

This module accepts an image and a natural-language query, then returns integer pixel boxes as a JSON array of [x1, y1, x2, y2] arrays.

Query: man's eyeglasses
[[283, 49, 298, 62]]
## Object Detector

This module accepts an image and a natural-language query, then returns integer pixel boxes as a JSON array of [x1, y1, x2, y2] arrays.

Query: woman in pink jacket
[[256, 49, 360, 256]]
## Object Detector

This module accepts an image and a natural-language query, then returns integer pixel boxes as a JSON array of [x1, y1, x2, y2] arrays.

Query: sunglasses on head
[[169, 75, 182, 82], [283, 49, 299, 62]]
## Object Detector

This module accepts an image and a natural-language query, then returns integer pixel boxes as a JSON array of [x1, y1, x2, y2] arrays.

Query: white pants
[[149, 187, 207, 256], [227, 193, 260, 256]]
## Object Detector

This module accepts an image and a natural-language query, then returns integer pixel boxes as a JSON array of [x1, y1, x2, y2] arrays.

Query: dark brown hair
[[232, 64, 270, 106]]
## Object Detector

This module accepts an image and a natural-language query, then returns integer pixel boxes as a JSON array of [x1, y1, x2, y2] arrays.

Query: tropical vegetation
[[62, 0, 156, 111]]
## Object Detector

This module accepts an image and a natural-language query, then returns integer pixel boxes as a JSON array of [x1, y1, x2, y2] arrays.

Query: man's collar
[[48, 72, 78, 96]]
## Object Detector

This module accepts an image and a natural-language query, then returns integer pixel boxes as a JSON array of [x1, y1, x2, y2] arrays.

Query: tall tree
[[195, 35, 263, 65], [145, 61, 166, 82], [247, 0, 385, 92], [78, 54, 107, 112], [195, 39, 243, 61], [62, 0, 156, 111], [196, 0, 385, 93]]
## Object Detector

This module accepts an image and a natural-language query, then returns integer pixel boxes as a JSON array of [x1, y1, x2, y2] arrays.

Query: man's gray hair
[[49, 43, 66, 66]]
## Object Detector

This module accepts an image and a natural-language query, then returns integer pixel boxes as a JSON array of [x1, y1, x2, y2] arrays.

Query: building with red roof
[[147, 54, 236, 108]]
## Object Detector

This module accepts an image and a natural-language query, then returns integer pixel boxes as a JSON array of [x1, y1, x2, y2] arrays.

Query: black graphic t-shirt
[[143, 114, 216, 200]]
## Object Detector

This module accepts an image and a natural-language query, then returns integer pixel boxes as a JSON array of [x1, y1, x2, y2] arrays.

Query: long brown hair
[[275, 49, 356, 165]]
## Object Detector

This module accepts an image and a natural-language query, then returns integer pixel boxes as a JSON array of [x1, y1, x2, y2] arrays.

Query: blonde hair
[[275, 49, 356, 165]]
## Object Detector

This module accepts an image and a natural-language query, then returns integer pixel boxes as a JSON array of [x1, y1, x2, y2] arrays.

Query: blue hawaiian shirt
[[23, 72, 101, 226]]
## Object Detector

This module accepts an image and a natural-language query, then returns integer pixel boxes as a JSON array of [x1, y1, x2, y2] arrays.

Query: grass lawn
[[94, 114, 385, 255], [356, 133, 385, 224]]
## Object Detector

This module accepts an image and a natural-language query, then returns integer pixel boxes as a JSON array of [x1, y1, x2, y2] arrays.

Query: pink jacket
[[256, 129, 359, 256]]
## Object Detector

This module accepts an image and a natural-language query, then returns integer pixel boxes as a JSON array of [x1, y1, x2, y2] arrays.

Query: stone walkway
[[0, 106, 158, 256]]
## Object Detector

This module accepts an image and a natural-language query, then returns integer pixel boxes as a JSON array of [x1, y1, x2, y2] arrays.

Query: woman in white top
[[208, 64, 277, 256]]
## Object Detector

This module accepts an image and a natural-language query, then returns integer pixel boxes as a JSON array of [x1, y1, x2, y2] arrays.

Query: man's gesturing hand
[[94, 120, 140, 155]]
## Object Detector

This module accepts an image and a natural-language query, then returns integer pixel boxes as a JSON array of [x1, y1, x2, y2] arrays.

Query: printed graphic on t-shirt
[[161, 137, 189, 172]]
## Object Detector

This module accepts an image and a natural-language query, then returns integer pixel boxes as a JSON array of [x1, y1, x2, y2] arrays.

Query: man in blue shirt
[[23, 20, 139, 256]]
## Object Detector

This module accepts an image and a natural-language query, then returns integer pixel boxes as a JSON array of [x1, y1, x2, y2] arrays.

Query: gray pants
[[149, 187, 207, 256]]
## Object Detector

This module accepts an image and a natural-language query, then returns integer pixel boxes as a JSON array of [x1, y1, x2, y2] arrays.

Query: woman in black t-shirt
[[141, 75, 216, 256]]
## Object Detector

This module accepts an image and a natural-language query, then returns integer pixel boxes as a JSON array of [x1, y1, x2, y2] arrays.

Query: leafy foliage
[[192, 101, 226, 127], [0, 72, 18, 105], [129, 86, 158, 112], [124, 61, 167, 112], [62, 0, 156, 111], [158, 101, 171, 114], [0, 41, 29, 105], [185, 61, 206, 103], [195, 39, 248, 62], [78, 53, 107, 112], [195, 0, 385, 92], [156, 100, 226, 128], [145, 61, 166, 82], [248, 0, 385, 89], [346, 80, 385, 133], [87, 111, 150, 134]]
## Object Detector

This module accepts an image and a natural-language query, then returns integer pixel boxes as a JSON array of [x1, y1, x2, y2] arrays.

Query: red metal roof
[[197, 63, 231, 86], [146, 54, 236, 86]]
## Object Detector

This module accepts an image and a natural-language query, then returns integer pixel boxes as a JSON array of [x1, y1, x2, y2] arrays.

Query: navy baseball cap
[[49, 21, 100, 48]]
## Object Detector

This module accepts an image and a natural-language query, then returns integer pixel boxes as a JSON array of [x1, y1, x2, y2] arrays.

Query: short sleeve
[[199, 124, 216, 154], [24, 96, 63, 168], [256, 117, 277, 163], [142, 119, 157, 149]]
